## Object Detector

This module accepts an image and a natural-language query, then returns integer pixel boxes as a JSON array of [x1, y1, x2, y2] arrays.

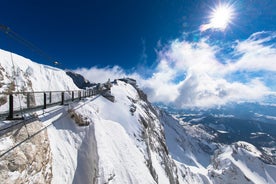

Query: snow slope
[[44, 80, 178, 183], [0, 49, 78, 92], [1, 49, 276, 184], [159, 110, 276, 184], [0, 49, 79, 113], [209, 142, 276, 184], [0, 49, 174, 183]]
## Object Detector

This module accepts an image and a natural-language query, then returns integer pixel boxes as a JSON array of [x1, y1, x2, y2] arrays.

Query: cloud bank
[[74, 31, 276, 109], [74, 65, 126, 83]]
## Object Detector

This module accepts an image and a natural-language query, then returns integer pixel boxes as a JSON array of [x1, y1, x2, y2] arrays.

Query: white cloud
[[225, 32, 276, 73], [165, 39, 224, 75], [143, 32, 276, 108], [74, 32, 276, 109], [137, 60, 180, 103], [74, 65, 126, 83], [174, 75, 272, 108]]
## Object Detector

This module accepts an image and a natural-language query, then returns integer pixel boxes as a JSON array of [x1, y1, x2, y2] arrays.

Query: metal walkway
[[0, 81, 114, 120]]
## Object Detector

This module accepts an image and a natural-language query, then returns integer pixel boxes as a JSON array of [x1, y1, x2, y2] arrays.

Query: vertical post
[[61, 92, 64, 105], [72, 91, 74, 101], [78, 91, 81, 100], [49, 92, 52, 104], [27, 92, 30, 108], [43, 92, 47, 109], [7, 94, 13, 120]]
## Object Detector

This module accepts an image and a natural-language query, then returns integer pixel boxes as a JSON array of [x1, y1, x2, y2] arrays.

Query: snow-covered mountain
[[0, 49, 276, 184], [160, 109, 276, 183], [0, 49, 79, 114], [0, 49, 79, 93]]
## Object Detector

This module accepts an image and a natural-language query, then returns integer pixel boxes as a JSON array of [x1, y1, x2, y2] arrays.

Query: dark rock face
[[66, 71, 95, 89]]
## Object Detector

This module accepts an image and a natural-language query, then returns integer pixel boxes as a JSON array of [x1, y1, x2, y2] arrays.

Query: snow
[[233, 158, 267, 184], [72, 81, 167, 183], [1, 49, 276, 184], [94, 118, 155, 183], [255, 113, 276, 120], [36, 105, 89, 183], [8, 171, 21, 181], [0, 48, 79, 113], [217, 130, 228, 133], [161, 110, 276, 184], [0, 136, 13, 152], [207, 142, 276, 184], [0, 49, 78, 92], [41, 81, 169, 183], [251, 132, 266, 135], [92, 87, 141, 137], [43, 116, 79, 183], [161, 112, 213, 183], [150, 152, 170, 184], [236, 141, 262, 157]]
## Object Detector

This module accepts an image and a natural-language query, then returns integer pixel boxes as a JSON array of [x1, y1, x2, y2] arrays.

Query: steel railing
[[0, 88, 99, 120]]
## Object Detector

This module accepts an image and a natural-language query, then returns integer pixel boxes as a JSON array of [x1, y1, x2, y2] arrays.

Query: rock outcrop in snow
[[66, 71, 96, 89], [0, 120, 52, 183]]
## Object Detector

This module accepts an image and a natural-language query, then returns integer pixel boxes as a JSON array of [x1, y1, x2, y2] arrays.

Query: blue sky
[[1, 0, 199, 69], [1, 0, 276, 108], [0, 0, 274, 69]]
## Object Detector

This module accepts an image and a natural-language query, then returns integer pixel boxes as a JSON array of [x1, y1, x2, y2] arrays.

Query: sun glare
[[210, 4, 234, 30], [200, 3, 235, 32]]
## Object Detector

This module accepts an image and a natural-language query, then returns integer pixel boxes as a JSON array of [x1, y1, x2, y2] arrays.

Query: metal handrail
[[0, 89, 84, 95], [0, 88, 100, 120]]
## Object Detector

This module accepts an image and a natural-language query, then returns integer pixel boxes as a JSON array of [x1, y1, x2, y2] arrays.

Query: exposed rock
[[68, 109, 90, 126], [136, 88, 179, 184], [66, 71, 96, 89], [0, 121, 52, 183]]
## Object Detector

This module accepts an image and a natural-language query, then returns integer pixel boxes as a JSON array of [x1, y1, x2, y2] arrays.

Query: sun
[[200, 3, 235, 32], [210, 4, 234, 30]]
